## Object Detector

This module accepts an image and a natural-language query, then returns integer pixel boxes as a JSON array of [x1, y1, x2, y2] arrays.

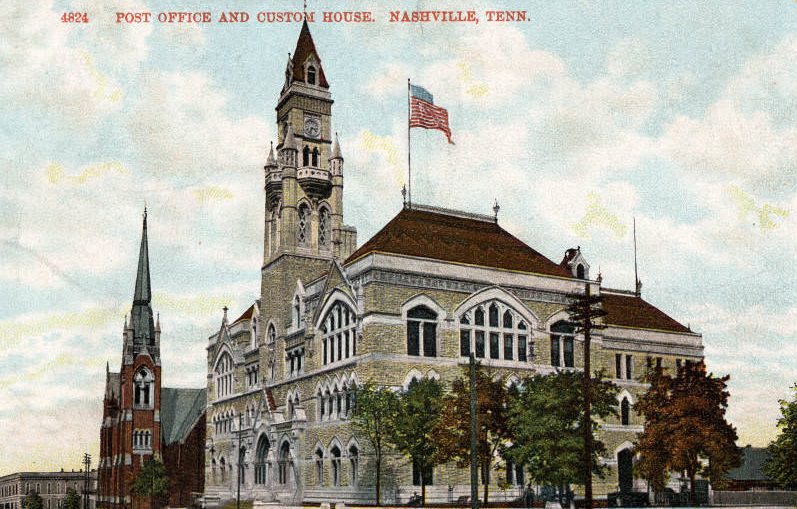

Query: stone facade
[[203, 21, 704, 507], [0, 471, 96, 509]]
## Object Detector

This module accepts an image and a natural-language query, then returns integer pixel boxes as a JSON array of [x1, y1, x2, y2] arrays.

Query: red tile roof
[[602, 292, 691, 333], [345, 207, 572, 278], [291, 21, 329, 88], [233, 304, 255, 324]]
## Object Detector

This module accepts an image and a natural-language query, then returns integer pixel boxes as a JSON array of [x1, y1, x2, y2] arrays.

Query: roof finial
[[401, 184, 407, 207], [493, 199, 500, 222], [223, 306, 229, 323], [597, 266, 603, 284]]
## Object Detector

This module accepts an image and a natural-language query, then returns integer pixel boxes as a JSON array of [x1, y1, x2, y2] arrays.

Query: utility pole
[[567, 283, 607, 509], [82, 453, 91, 509], [237, 414, 243, 509], [469, 353, 479, 509]]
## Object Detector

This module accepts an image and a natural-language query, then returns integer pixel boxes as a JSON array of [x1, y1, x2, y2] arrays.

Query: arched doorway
[[255, 435, 270, 485], [618, 448, 633, 494]]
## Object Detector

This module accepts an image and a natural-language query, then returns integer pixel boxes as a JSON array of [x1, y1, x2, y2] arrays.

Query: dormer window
[[576, 264, 585, 279], [307, 65, 316, 85]]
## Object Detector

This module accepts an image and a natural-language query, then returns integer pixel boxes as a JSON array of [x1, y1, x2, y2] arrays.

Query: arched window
[[318, 207, 330, 249], [349, 445, 359, 487], [621, 397, 630, 426], [278, 442, 291, 485], [315, 448, 324, 485], [459, 301, 530, 361], [215, 353, 234, 398], [551, 321, 575, 368], [312, 147, 319, 167], [406, 305, 437, 357], [318, 389, 325, 420], [133, 368, 154, 408], [298, 204, 309, 247], [576, 264, 585, 279], [267, 324, 276, 344], [330, 446, 341, 487], [251, 317, 258, 349], [307, 65, 316, 85], [321, 301, 356, 365], [302, 146, 310, 167], [255, 435, 269, 484]]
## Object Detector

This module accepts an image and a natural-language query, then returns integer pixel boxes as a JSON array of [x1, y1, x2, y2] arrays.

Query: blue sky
[[1, 0, 796, 473]]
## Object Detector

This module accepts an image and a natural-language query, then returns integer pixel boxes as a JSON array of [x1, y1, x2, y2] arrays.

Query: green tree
[[23, 492, 43, 509], [433, 365, 510, 506], [391, 377, 444, 506], [349, 382, 400, 505], [506, 371, 618, 504], [64, 488, 81, 509], [131, 459, 169, 509], [635, 361, 740, 502], [763, 383, 797, 489]]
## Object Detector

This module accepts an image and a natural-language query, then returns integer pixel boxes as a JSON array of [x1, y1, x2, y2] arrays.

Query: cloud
[[129, 71, 271, 178]]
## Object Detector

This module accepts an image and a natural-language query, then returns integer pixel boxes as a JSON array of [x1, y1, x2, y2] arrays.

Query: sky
[[1, 0, 796, 474]]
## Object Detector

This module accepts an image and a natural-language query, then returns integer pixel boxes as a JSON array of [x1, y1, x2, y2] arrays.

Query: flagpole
[[407, 77, 412, 208]]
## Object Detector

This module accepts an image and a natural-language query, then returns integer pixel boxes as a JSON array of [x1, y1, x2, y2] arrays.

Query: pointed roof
[[330, 133, 342, 160], [290, 20, 329, 88], [602, 291, 691, 333], [345, 206, 572, 278], [130, 209, 156, 344], [265, 142, 277, 167], [160, 388, 207, 445], [282, 123, 298, 151]]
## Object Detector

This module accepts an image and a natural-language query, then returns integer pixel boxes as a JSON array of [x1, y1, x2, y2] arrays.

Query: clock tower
[[262, 20, 357, 333]]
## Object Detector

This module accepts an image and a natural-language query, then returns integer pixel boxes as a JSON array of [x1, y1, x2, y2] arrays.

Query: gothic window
[[220, 457, 226, 482], [286, 346, 305, 377], [215, 353, 234, 398], [307, 65, 316, 85], [459, 301, 530, 362], [302, 146, 310, 167], [318, 207, 330, 248], [278, 442, 290, 485], [315, 448, 324, 485], [330, 446, 341, 487], [349, 445, 359, 487], [576, 264, 585, 279], [253, 435, 269, 484], [406, 305, 437, 357], [267, 324, 276, 345], [321, 301, 356, 365], [133, 368, 154, 408], [626, 355, 633, 380], [312, 147, 319, 167], [616, 353, 623, 378], [318, 389, 325, 419], [298, 204, 309, 247], [621, 397, 630, 425], [550, 321, 575, 368]]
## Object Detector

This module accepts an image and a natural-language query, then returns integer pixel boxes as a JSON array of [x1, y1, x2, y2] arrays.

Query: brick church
[[97, 211, 206, 509], [202, 21, 704, 506]]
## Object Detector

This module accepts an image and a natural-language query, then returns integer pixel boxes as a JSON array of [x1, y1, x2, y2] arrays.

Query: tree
[[433, 365, 510, 505], [635, 361, 741, 502], [131, 459, 169, 509], [763, 383, 797, 489], [349, 382, 400, 505], [23, 492, 43, 509], [64, 488, 81, 509], [391, 377, 444, 506], [506, 371, 618, 505]]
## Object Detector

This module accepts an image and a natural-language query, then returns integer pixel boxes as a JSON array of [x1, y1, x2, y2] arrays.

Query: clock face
[[304, 117, 321, 138]]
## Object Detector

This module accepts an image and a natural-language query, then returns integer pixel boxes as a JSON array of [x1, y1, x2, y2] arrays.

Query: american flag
[[409, 84, 454, 144]]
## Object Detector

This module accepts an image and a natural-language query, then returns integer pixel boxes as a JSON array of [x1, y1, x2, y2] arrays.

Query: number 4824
[[61, 12, 89, 23]]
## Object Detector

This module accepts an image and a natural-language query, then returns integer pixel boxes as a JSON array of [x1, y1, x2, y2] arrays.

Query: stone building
[[98, 212, 206, 509], [0, 470, 96, 509], [203, 21, 704, 506]]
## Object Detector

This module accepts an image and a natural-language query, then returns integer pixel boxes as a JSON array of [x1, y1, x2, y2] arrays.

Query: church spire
[[130, 208, 156, 348], [289, 20, 328, 89]]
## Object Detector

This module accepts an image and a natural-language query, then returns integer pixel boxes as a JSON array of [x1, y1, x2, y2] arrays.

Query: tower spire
[[130, 208, 156, 347]]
